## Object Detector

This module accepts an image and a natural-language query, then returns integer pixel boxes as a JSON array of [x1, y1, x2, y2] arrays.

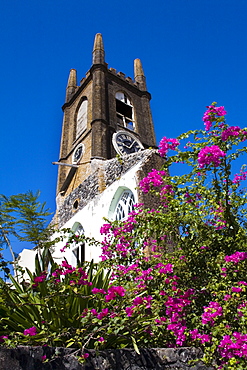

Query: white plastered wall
[[19, 160, 143, 273]]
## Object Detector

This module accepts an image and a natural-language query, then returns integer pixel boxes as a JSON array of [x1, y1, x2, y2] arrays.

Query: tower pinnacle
[[66, 69, 77, 102], [92, 33, 105, 65], [134, 58, 146, 91]]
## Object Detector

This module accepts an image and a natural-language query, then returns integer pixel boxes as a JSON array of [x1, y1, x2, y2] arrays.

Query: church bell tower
[[56, 33, 156, 198], [18, 33, 164, 272], [53, 33, 163, 264]]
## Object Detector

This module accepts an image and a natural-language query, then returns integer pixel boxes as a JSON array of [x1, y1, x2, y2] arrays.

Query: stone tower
[[51, 33, 163, 265], [18, 33, 163, 272], [56, 33, 156, 198]]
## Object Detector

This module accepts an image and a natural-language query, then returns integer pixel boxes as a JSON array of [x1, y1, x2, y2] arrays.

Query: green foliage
[[0, 190, 52, 247], [0, 249, 111, 348], [0, 190, 53, 276]]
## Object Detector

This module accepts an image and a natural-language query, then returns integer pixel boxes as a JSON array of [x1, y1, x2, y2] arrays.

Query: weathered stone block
[[0, 347, 215, 370]]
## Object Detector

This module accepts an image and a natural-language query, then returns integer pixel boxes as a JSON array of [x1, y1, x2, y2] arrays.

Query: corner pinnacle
[[134, 58, 146, 90], [92, 33, 105, 64], [66, 69, 77, 102]]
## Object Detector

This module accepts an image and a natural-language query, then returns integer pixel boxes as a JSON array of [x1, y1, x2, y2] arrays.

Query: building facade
[[19, 33, 164, 270]]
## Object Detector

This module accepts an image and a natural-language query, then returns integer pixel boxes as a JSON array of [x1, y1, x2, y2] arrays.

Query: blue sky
[[1, 0, 247, 257]]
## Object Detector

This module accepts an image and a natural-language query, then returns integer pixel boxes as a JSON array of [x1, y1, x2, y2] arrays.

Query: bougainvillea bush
[[1, 103, 247, 369]]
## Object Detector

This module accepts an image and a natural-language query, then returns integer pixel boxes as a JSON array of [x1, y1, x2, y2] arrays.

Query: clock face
[[112, 131, 143, 155], [73, 144, 84, 163]]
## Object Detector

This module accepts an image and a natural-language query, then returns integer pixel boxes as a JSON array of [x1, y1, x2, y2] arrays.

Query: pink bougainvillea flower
[[231, 287, 242, 293], [201, 302, 223, 325], [0, 335, 8, 343], [125, 306, 134, 317], [23, 326, 37, 336], [32, 271, 47, 288], [158, 137, 179, 157], [202, 105, 227, 131], [133, 296, 143, 306], [91, 308, 98, 316], [100, 223, 112, 235], [225, 251, 247, 264], [139, 169, 167, 193], [97, 308, 109, 320], [232, 170, 247, 185], [221, 126, 242, 141], [91, 288, 106, 294], [238, 281, 247, 286], [198, 145, 226, 168], [105, 285, 126, 302]]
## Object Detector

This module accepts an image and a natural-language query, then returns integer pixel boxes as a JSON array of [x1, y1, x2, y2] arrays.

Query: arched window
[[114, 190, 135, 221], [115, 92, 135, 130], [71, 222, 85, 266], [76, 99, 88, 138]]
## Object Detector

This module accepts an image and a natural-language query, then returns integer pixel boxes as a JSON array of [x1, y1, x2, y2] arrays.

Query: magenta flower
[[91, 308, 98, 316], [61, 260, 73, 269], [232, 170, 247, 185], [199, 334, 211, 344], [23, 326, 37, 336], [158, 137, 179, 157], [158, 263, 173, 274], [224, 294, 232, 301], [201, 302, 223, 325], [91, 288, 106, 294], [125, 306, 134, 317], [160, 185, 174, 206], [218, 332, 247, 360], [190, 329, 199, 340], [100, 223, 111, 235], [105, 286, 126, 302], [133, 296, 143, 306], [221, 126, 242, 141], [225, 251, 247, 264], [32, 271, 47, 288], [0, 335, 8, 343], [202, 105, 227, 131], [139, 169, 166, 193], [231, 287, 242, 293], [198, 145, 226, 168], [189, 329, 211, 344], [238, 281, 247, 286], [97, 308, 109, 320]]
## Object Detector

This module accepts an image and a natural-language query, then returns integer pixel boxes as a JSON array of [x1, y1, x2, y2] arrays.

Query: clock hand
[[122, 140, 132, 149], [128, 140, 136, 149]]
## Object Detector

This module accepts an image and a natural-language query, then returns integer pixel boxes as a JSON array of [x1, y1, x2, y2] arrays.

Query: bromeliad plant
[[0, 103, 247, 369], [0, 248, 111, 349]]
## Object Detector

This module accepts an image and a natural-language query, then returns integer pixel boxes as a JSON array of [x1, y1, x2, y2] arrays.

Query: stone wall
[[57, 149, 162, 227], [0, 346, 215, 370]]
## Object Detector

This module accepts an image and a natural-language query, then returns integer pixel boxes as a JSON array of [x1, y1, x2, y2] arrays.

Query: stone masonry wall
[[57, 149, 162, 227], [0, 346, 215, 370]]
